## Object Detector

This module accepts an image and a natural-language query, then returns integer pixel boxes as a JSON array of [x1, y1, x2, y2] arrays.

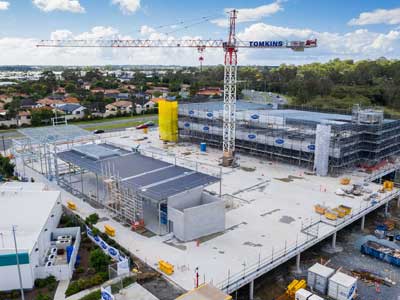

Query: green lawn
[[84, 121, 146, 131], [72, 114, 157, 125]]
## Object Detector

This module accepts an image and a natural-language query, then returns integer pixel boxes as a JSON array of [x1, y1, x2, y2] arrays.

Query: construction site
[[8, 8, 398, 300], [179, 101, 400, 175], [11, 98, 400, 299]]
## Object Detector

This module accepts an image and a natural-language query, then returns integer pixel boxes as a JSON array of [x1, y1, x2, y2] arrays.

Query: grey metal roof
[[57, 143, 218, 201], [19, 125, 91, 144]]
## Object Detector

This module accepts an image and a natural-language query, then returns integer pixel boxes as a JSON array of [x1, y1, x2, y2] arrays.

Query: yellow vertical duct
[[159, 100, 178, 142]]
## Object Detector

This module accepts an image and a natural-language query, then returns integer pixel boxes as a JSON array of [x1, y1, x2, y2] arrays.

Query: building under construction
[[13, 126, 224, 242], [178, 101, 400, 175]]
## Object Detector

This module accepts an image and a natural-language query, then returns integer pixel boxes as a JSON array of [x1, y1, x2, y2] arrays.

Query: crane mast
[[37, 10, 317, 167], [222, 9, 238, 166]]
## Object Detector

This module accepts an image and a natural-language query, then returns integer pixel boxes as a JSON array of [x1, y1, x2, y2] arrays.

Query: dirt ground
[[230, 201, 400, 300]]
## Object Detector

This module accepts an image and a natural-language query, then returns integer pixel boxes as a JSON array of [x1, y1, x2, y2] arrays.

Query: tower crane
[[37, 10, 317, 166]]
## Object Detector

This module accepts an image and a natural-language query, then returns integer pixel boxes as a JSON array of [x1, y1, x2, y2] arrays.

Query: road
[[76, 115, 157, 129]]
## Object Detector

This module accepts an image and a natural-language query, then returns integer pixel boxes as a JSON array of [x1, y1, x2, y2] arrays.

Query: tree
[[0, 155, 15, 177], [31, 108, 55, 126], [89, 249, 111, 273], [65, 82, 76, 93]]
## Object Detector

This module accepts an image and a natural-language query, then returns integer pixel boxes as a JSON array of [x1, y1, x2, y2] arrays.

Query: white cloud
[[1, 24, 400, 66], [0, 1, 9, 10], [212, 1, 283, 27], [237, 23, 400, 64], [112, 0, 140, 14], [139, 25, 156, 36], [32, 0, 85, 13], [349, 8, 400, 26]]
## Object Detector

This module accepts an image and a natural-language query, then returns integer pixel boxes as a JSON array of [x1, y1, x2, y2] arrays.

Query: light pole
[[12, 225, 25, 300]]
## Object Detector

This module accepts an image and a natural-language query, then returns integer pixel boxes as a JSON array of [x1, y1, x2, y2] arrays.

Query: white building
[[0, 183, 80, 291]]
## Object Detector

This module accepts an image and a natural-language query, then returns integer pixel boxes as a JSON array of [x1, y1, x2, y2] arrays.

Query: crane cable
[[134, 13, 222, 36]]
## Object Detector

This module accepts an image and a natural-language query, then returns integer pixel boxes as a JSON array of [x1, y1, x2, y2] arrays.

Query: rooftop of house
[[0, 188, 61, 252], [64, 97, 80, 104], [108, 100, 132, 108], [58, 103, 84, 113], [37, 98, 64, 105], [104, 89, 121, 95]]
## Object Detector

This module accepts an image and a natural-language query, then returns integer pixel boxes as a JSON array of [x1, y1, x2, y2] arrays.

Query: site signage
[[86, 225, 127, 263], [249, 41, 284, 47], [101, 286, 114, 300]]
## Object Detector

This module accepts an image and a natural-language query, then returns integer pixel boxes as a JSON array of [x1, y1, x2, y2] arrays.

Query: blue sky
[[1, 0, 400, 65]]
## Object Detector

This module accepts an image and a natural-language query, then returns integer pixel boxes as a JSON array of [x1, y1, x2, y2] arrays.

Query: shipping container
[[328, 272, 357, 300], [361, 240, 400, 266], [307, 263, 335, 294], [309, 295, 325, 300]]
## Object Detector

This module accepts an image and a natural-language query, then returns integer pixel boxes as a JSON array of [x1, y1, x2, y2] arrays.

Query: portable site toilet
[[307, 263, 335, 294], [328, 272, 357, 300]]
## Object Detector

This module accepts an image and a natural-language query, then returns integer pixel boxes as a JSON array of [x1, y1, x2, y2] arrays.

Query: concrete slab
[[15, 127, 400, 293], [116, 283, 159, 300]]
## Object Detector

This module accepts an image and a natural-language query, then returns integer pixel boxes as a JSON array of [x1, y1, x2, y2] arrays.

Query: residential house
[[17, 111, 31, 126], [146, 86, 169, 98], [36, 98, 64, 108], [83, 83, 91, 90], [47, 94, 65, 101], [196, 87, 222, 97], [0, 95, 12, 104], [105, 100, 133, 116], [57, 104, 86, 120], [63, 97, 80, 104], [104, 89, 121, 99], [91, 87, 106, 94], [20, 98, 37, 109], [54, 87, 66, 94]]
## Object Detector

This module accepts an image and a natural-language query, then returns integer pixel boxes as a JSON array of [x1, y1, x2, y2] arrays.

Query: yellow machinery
[[325, 210, 338, 221], [159, 100, 178, 142], [338, 205, 352, 215], [286, 279, 306, 298], [333, 207, 346, 218], [104, 224, 116, 237], [383, 180, 394, 191], [340, 177, 351, 185], [67, 201, 77, 210], [314, 204, 327, 215], [158, 260, 174, 275]]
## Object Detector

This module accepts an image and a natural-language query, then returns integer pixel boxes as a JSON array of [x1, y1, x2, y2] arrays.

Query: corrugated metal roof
[[57, 144, 218, 201]]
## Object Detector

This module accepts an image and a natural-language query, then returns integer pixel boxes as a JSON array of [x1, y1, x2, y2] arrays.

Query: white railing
[[216, 189, 400, 293]]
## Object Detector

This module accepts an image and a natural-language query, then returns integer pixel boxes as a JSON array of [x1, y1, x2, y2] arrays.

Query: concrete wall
[[35, 195, 63, 266], [0, 260, 35, 290], [167, 186, 203, 211], [183, 200, 225, 241], [168, 207, 184, 240], [168, 190, 225, 242], [35, 227, 81, 281]]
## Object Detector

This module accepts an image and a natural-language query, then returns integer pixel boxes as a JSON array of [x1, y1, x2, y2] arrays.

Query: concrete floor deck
[[15, 128, 400, 294]]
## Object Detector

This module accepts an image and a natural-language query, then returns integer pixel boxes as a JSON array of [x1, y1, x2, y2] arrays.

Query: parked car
[[93, 129, 105, 134], [136, 123, 148, 129], [144, 121, 155, 127]]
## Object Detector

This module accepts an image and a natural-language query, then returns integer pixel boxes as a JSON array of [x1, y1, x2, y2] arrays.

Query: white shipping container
[[307, 263, 335, 294], [309, 295, 325, 300], [295, 288, 313, 300], [328, 272, 357, 300]]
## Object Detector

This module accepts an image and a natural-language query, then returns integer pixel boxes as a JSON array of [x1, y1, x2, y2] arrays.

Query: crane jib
[[249, 41, 284, 47]]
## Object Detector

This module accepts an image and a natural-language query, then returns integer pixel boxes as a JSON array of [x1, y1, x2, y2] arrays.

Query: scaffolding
[[178, 101, 400, 174]]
